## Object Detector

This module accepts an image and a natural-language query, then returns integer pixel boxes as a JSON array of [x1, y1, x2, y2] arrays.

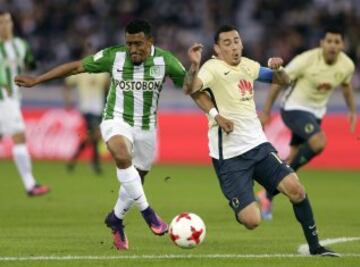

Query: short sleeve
[[165, 52, 186, 88], [284, 53, 309, 81], [81, 48, 113, 73], [342, 63, 355, 85], [197, 61, 215, 91]]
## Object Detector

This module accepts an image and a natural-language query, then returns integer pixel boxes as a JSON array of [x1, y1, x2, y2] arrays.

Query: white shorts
[[0, 98, 25, 136], [100, 119, 157, 171]]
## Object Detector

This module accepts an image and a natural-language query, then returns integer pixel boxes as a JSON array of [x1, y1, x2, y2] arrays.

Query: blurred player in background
[[0, 11, 49, 196], [15, 19, 187, 250], [257, 26, 357, 220], [64, 41, 109, 174], [185, 25, 339, 256]]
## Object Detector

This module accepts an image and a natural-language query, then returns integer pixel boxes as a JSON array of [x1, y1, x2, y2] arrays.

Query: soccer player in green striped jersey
[[16, 19, 187, 250], [0, 11, 49, 197]]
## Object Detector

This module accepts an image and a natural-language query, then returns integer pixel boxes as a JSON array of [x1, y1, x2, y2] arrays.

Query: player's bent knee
[[236, 203, 261, 230], [289, 184, 305, 203], [278, 174, 306, 203], [242, 219, 260, 230]]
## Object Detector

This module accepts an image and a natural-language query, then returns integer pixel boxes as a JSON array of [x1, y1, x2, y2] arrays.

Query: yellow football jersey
[[196, 57, 268, 160], [283, 48, 355, 118]]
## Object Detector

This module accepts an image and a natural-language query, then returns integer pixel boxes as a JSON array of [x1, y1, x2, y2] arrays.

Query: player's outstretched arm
[[341, 83, 357, 132], [15, 60, 85, 87], [267, 57, 290, 86], [191, 91, 234, 134], [183, 43, 203, 95]]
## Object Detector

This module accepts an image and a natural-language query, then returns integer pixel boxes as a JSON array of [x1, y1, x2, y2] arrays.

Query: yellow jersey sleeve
[[241, 57, 261, 80], [341, 61, 355, 85], [197, 60, 216, 91], [285, 51, 312, 81]]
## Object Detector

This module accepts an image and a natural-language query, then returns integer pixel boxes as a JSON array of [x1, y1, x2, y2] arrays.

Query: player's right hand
[[259, 112, 271, 127], [14, 75, 38, 87], [215, 115, 234, 134], [188, 43, 203, 66]]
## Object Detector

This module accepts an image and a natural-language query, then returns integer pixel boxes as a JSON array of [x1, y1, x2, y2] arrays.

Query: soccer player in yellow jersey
[[64, 42, 110, 174], [257, 27, 357, 220], [184, 25, 338, 256]]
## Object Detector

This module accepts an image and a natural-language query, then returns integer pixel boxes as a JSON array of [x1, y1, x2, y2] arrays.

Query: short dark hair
[[214, 25, 238, 43], [322, 25, 344, 38], [125, 19, 152, 37]]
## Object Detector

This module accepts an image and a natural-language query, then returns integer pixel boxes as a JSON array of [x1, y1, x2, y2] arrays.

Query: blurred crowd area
[[1, 0, 360, 90]]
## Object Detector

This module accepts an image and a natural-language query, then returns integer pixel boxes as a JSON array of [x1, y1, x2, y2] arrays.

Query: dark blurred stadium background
[[0, 0, 359, 168]]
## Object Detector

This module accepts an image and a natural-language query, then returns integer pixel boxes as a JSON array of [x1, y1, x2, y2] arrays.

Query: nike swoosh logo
[[117, 69, 123, 72], [134, 195, 142, 201], [309, 224, 316, 229], [224, 71, 230, 75]]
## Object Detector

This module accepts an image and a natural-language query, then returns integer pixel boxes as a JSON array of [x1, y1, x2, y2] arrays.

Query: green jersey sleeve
[[165, 52, 186, 88], [82, 48, 114, 73], [197, 60, 215, 91]]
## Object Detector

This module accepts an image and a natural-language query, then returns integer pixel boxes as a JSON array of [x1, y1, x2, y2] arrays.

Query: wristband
[[208, 108, 219, 119]]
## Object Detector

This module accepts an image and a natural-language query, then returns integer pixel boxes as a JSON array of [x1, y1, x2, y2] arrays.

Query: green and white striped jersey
[[82, 45, 186, 130], [0, 37, 35, 101]]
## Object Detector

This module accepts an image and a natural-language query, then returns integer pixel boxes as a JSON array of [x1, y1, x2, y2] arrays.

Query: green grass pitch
[[0, 160, 359, 267]]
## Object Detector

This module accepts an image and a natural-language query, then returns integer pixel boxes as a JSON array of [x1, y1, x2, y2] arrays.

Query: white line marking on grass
[[298, 237, 360, 255], [1, 253, 360, 261]]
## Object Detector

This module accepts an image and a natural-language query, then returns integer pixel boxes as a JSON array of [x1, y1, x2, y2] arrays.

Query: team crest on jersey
[[334, 72, 344, 82], [150, 66, 162, 79]]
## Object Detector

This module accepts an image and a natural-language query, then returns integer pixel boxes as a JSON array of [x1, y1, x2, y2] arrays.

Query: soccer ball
[[169, 212, 206, 248]]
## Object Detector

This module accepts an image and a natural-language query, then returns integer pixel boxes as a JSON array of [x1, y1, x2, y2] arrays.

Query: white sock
[[114, 186, 135, 219], [12, 144, 36, 191], [116, 165, 149, 211]]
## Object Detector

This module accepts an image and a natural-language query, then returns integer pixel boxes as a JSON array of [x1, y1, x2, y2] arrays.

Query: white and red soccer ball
[[169, 212, 206, 248]]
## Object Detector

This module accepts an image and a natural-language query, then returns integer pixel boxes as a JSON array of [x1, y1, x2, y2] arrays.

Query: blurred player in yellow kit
[[64, 41, 109, 174], [257, 26, 357, 220]]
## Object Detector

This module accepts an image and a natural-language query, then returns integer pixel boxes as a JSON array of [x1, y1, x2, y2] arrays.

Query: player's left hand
[[348, 112, 357, 133], [267, 57, 284, 70], [215, 115, 234, 134]]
